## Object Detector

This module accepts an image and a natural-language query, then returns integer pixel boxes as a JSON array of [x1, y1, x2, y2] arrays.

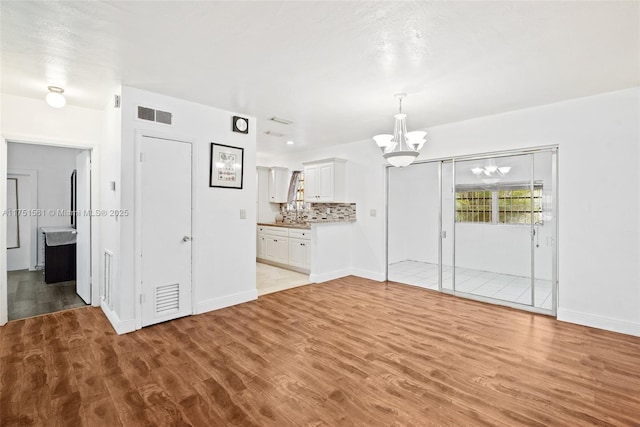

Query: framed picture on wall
[[209, 143, 244, 189]]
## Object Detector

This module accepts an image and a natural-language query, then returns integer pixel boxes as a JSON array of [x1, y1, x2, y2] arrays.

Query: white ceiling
[[2, 1, 638, 154]]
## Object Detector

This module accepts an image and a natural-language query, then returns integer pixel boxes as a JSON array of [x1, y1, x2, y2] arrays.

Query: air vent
[[103, 250, 114, 309], [155, 110, 172, 125], [269, 116, 293, 125], [265, 130, 285, 137], [137, 106, 173, 125], [138, 106, 155, 121], [155, 283, 179, 315]]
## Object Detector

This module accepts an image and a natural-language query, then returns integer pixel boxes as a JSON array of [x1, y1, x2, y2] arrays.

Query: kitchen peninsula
[[257, 215, 356, 283]]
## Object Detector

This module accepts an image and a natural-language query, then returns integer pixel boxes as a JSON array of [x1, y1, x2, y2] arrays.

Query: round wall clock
[[232, 116, 249, 134]]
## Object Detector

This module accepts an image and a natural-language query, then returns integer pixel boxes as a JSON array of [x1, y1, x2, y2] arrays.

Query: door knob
[[182, 236, 191, 242]]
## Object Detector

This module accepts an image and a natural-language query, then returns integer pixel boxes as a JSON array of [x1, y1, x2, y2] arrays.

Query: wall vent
[[138, 106, 155, 121], [103, 250, 114, 309], [155, 110, 173, 125], [137, 106, 173, 125], [155, 283, 179, 315]]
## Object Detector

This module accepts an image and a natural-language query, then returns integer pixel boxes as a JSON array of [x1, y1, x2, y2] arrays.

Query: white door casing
[[139, 136, 192, 327], [75, 150, 91, 304]]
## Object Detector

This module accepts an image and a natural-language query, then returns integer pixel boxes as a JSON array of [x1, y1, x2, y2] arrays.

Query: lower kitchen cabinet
[[288, 238, 311, 269], [265, 236, 289, 264], [257, 225, 311, 273]]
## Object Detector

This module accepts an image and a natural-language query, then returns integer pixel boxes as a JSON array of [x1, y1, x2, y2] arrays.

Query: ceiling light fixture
[[269, 116, 293, 125], [46, 86, 66, 108], [286, 140, 295, 145], [265, 130, 285, 137], [373, 93, 426, 168]]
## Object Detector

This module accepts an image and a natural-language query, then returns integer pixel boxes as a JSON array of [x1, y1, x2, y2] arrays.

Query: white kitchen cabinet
[[288, 238, 311, 269], [257, 225, 311, 273], [303, 158, 347, 202], [268, 167, 289, 203], [265, 236, 289, 264], [257, 167, 281, 222], [257, 233, 266, 258], [258, 225, 289, 264]]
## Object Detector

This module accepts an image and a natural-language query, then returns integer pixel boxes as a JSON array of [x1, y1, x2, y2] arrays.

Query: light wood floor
[[1, 276, 639, 426]]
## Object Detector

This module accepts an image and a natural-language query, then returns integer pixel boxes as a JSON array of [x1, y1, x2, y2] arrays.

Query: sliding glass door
[[387, 148, 557, 316], [453, 154, 535, 306]]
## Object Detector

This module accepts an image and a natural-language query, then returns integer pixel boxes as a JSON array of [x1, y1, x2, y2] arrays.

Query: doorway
[[5, 142, 92, 321], [387, 147, 557, 316]]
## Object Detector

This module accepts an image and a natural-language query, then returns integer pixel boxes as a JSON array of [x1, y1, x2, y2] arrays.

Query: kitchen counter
[[258, 222, 311, 230]]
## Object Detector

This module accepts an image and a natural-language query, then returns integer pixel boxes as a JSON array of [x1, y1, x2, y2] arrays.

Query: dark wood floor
[[1, 276, 639, 426]]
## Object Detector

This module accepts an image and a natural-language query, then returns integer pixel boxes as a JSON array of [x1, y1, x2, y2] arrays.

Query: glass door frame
[[385, 145, 558, 317]]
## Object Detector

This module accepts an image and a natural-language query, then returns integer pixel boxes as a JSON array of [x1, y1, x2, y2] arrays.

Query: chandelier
[[373, 93, 426, 168]]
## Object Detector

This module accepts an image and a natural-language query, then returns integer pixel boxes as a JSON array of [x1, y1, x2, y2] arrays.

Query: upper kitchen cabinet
[[269, 167, 289, 203], [303, 158, 348, 202]]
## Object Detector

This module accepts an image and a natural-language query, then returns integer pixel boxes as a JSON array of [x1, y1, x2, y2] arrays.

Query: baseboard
[[195, 289, 258, 315], [350, 268, 386, 282], [100, 300, 136, 335], [257, 258, 309, 274], [310, 268, 352, 283], [557, 307, 640, 337]]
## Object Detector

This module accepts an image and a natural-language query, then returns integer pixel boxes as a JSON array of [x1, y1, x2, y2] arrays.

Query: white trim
[[0, 139, 7, 325], [557, 308, 640, 337], [350, 268, 385, 282], [310, 268, 352, 283], [195, 289, 257, 315], [100, 300, 136, 335]]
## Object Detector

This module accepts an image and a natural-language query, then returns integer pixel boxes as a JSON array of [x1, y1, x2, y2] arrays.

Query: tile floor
[[388, 260, 553, 310], [256, 262, 311, 296], [7, 269, 88, 321]]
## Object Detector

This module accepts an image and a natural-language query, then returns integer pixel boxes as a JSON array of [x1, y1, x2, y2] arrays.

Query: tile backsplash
[[280, 203, 356, 223]]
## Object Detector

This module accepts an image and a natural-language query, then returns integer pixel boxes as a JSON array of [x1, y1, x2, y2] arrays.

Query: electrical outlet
[[370, 209, 377, 217], [240, 209, 246, 219]]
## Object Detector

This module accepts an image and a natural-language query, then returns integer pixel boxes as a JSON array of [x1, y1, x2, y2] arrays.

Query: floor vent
[[137, 106, 173, 125], [155, 283, 180, 315], [103, 250, 114, 309]]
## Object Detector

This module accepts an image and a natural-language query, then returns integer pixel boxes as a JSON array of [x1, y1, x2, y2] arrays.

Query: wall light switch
[[370, 209, 377, 217], [240, 209, 246, 219]]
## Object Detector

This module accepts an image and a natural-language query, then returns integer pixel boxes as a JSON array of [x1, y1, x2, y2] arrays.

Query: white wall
[[0, 94, 104, 325], [260, 87, 640, 336], [388, 162, 440, 265], [99, 87, 123, 321], [115, 86, 257, 330]]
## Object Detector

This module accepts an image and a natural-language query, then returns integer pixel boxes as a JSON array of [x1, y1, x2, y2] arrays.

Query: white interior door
[[75, 151, 91, 304], [140, 136, 192, 327]]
